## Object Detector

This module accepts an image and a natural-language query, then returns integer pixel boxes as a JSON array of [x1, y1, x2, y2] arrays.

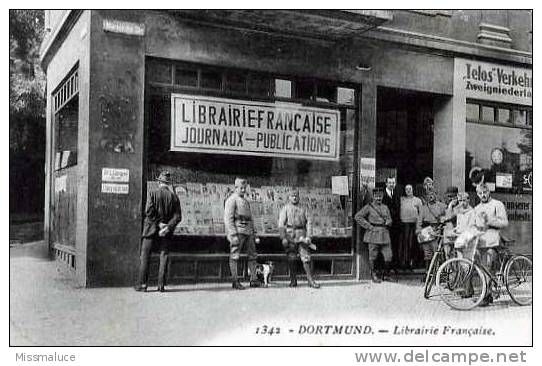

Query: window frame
[[466, 99, 532, 130]]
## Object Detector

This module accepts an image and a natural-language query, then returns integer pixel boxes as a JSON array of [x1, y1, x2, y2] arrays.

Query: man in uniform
[[136, 171, 182, 292], [278, 189, 320, 288], [354, 188, 393, 283], [224, 178, 260, 290], [417, 190, 447, 277]]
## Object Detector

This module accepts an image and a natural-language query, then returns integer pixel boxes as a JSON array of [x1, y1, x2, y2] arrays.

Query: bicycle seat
[[500, 235, 515, 246]]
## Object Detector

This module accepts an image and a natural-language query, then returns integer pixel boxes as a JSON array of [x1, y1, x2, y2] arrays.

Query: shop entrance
[[376, 87, 434, 193], [376, 87, 436, 269]]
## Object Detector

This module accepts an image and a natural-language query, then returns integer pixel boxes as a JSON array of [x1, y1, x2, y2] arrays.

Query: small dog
[[249, 262, 275, 287]]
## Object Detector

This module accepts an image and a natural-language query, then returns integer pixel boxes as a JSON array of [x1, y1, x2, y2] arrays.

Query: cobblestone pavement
[[10, 242, 532, 346]]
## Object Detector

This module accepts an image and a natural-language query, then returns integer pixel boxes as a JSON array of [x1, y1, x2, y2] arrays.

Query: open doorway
[[376, 87, 434, 194]]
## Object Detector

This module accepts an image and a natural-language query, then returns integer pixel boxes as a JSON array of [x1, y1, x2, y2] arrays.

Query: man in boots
[[136, 171, 182, 292], [278, 189, 320, 289], [224, 178, 260, 290], [354, 188, 393, 283], [417, 190, 447, 280]]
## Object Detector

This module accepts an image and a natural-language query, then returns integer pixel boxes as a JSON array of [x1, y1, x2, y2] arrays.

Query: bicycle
[[422, 223, 454, 299], [435, 235, 532, 310]]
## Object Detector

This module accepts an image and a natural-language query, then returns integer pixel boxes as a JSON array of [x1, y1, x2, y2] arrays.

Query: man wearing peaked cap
[[136, 170, 182, 293], [278, 188, 320, 289], [224, 177, 260, 290]]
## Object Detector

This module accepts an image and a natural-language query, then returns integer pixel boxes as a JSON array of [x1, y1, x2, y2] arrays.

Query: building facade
[[40, 10, 532, 287]]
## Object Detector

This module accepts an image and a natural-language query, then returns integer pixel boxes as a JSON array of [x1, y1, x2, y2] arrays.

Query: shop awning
[[172, 10, 393, 39]]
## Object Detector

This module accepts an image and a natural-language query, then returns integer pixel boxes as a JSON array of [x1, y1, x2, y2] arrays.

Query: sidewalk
[[10, 241, 532, 346]]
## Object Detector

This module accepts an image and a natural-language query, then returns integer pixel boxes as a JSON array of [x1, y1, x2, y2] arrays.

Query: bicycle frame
[[458, 237, 516, 299]]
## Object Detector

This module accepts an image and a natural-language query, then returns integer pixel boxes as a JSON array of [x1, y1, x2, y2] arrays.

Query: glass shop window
[[52, 67, 79, 171], [200, 67, 222, 90], [481, 105, 495, 122], [174, 64, 198, 87], [224, 71, 247, 93], [497, 108, 511, 124], [54, 96, 79, 170], [466, 103, 480, 121], [465, 102, 532, 194], [295, 79, 314, 100], [148, 61, 172, 84], [248, 74, 272, 97]]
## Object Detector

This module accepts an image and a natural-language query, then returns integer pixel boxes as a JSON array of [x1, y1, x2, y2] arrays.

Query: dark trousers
[[389, 225, 400, 268], [137, 236, 169, 288], [399, 222, 417, 267]]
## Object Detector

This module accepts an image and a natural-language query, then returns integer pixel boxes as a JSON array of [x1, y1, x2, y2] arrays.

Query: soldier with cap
[[354, 188, 393, 283], [224, 177, 260, 290], [278, 189, 320, 289], [136, 170, 182, 292], [417, 190, 447, 276]]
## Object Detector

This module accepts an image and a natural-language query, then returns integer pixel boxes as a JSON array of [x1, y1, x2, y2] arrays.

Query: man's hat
[[423, 177, 433, 186], [445, 186, 459, 196], [289, 188, 299, 196], [157, 171, 171, 184]]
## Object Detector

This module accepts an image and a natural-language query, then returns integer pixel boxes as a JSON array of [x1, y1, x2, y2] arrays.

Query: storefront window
[[481, 105, 495, 122], [146, 58, 357, 261], [466, 103, 479, 121], [174, 64, 197, 87], [465, 123, 532, 194], [200, 68, 222, 89], [53, 67, 79, 171], [497, 108, 510, 124]]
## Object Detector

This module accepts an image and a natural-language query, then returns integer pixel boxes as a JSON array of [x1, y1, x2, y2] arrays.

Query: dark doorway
[[376, 87, 434, 193]]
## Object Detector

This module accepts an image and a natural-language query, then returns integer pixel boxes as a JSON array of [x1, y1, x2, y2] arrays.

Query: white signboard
[[496, 173, 513, 188], [102, 168, 130, 183], [55, 175, 67, 193], [360, 157, 376, 188], [171, 94, 340, 161], [103, 19, 145, 36], [331, 176, 349, 195], [102, 183, 129, 194], [455, 58, 532, 106]]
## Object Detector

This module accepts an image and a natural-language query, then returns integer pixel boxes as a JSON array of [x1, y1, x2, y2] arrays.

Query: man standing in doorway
[[382, 176, 401, 270], [224, 178, 260, 290], [136, 171, 182, 292]]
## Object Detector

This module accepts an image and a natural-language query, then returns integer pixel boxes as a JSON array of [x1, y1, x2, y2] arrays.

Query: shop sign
[[103, 19, 145, 36], [492, 193, 532, 222], [171, 94, 340, 161], [101, 183, 129, 194], [455, 59, 532, 106], [102, 168, 130, 183]]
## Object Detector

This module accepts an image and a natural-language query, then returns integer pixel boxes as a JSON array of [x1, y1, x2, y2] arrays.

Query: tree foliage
[[10, 10, 46, 214], [10, 10, 46, 135]]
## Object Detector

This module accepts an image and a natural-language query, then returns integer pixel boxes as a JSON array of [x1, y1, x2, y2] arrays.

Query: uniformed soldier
[[278, 189, 320, 289], [417, 189, 447, 276], [224, 178, 260, 290], [136, 171, 182, 292], [354, 188, 393, 283]]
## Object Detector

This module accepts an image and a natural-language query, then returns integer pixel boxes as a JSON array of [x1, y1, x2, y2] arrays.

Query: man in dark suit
[[381, 176, 401, 270], [135, 171, 182, 292]]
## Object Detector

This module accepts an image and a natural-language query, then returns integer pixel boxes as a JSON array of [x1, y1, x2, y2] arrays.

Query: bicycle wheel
[[424, 250, 443, 299], [436, 258, 487, 310], [505, 255, 532, 306]]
